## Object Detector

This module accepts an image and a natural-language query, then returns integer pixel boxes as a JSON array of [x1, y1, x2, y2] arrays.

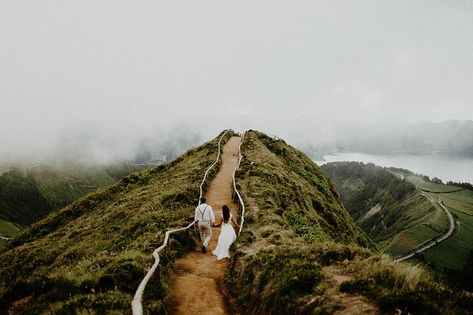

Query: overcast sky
[[1, 1, 473, 163]]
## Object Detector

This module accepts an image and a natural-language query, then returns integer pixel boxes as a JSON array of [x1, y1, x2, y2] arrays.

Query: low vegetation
[[320, 162, 447, 256], [0, 131, 233, 314], [2, 130, 472, 314], [0, 170, 52, 229], [227, 131, 472, 314], [397, 172, 473, 286], [322, 163, 473, 293], [0, 162, 156, 237]]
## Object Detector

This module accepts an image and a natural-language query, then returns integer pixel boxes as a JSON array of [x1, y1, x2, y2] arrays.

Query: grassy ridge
[[227, 131, 472, 314], [0, 131, 233, 314]]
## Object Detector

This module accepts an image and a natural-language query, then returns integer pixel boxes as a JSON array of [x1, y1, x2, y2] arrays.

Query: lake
[[315, 152, 473, 184]]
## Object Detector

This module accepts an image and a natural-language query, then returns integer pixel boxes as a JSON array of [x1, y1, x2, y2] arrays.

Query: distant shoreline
[[315, 152, 473, 185]]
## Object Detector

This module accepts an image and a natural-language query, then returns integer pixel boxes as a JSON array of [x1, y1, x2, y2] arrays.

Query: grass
[[226, 131, 472, 314], [339, 255, 472, 314], [2, 130, 471, 314], [0, 218, 19, 237], [0, 130, 234, 314], [400, 174, 473, 271], [321, 162, 448, 257], [375, 192, 447, 252], [29, 164, 116, 209]]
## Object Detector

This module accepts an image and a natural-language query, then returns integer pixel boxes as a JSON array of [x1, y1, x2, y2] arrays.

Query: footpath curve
[[396, 193, 455, 262]]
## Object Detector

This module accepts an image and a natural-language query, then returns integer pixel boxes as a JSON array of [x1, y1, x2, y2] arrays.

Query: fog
[[2, 1, 473, 164]]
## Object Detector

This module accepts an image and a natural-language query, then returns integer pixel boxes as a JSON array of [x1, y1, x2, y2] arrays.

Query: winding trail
[[396, 193, 455, 262], [169, 136, 241, 315]]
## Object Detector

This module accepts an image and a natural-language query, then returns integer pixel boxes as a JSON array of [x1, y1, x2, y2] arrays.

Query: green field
[[402, 174, 473, 270], [321, 163, 449, 258], [0, 218, 19, 237], [379, 192, 448, 256], [29, 165, 117, 209]]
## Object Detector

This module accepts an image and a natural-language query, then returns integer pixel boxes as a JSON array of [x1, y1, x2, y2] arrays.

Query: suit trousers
[[198, 221, 212, 248]]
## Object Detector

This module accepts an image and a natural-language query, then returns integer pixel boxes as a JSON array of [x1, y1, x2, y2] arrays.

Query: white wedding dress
[[212, 214, 237, 260]]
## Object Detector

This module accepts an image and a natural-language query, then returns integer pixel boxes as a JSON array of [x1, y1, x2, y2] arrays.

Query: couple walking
[[194, 197, 240, 260]]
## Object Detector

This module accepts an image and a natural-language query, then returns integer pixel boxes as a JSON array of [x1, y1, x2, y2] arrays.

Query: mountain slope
[[227, 131, 471, 314], [0, 170, 52, 227], [320, 162, 447, 256], [1, 130, 471, 314], [0, 163, 152, 237], [0, 131, 233, 314]]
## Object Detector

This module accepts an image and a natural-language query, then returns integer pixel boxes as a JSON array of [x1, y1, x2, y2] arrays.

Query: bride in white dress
[[212, 205, 240, 260]]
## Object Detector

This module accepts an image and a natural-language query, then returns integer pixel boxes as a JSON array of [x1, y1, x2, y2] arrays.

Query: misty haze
[[2, 2, 473, 168], [1, 2, 473, 314]]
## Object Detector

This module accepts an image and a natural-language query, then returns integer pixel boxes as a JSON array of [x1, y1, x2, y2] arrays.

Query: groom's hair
[[200, 197, 206, 204]]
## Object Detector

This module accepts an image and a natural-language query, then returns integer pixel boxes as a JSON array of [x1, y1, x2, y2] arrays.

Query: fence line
[[233, 132, 246, 235], [131, 130, 230, 315], [198, 130, 230, 203]]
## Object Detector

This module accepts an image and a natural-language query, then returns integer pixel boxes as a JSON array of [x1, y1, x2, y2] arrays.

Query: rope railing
[[131, 129, 230, 315], [198, 130, 230, 203], [233, 132, 246, 235]]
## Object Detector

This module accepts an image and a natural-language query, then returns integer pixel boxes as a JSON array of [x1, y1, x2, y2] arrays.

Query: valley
[[0, 163, 154, 238], [393, 171, 473, 271], [321, 161, 473, 284]]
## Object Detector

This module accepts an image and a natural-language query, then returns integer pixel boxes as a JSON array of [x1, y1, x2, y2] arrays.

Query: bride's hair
[[222, 205, 230, 223]]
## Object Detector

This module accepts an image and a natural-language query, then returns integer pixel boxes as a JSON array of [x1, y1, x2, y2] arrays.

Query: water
[[315, 152, 473, 184]]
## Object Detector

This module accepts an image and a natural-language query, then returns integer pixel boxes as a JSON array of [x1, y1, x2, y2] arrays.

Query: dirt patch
[[320, 265, 380, 315], [332, 295, 380, 315], [170, 137, 241, 315], [323, 265, 353, 292], [9, 296, 33, 315]]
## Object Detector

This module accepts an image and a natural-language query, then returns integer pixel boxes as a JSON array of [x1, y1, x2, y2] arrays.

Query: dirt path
[[170, 136, 241, 315]]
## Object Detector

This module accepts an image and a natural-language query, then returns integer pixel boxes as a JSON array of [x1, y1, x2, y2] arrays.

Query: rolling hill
[[321, 162, 473, 290], [0, 131, 232, 314], [0, 131, 471, 314], [0, 163, 151, 239], [227, 132, 470, 314], [319, 162, 447, 256]]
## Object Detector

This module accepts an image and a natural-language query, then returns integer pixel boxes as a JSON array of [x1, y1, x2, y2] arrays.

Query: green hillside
[[0, 163, 151, 237], [227, 132, 471, 314], [394, 171, 473, 271], [320, 162, 448, 256], [0, 170, 52, 228], [0, 131, 232, 314], [321, 162, 473, 291], [28, 165, 117, 210], [0, 131, 471, 314], [0, 219, 19, 235]]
